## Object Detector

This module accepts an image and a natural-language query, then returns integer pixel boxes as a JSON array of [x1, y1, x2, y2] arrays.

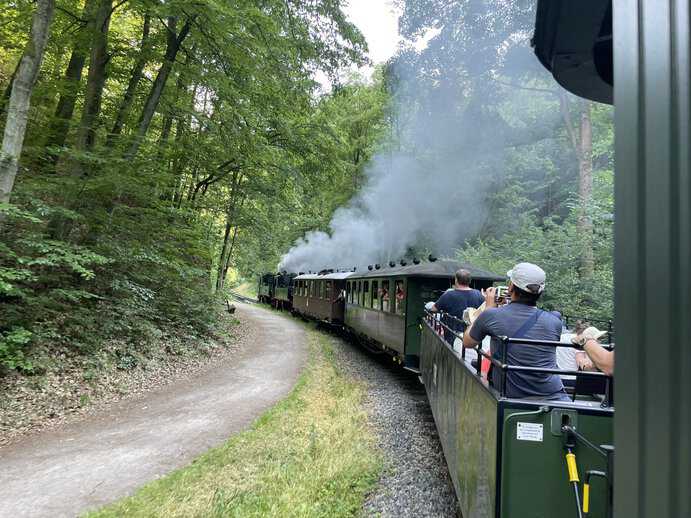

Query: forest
[[0, 0, 613, 376]]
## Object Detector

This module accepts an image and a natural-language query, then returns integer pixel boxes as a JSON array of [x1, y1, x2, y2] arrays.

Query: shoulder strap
[[513, 309, 543, 339]]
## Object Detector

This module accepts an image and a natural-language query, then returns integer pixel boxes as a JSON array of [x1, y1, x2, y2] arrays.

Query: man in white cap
[[463, 262, 569, 400]]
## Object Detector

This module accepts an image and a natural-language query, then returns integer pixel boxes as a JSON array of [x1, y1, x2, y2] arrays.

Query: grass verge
[[87, 330, 382, 518]]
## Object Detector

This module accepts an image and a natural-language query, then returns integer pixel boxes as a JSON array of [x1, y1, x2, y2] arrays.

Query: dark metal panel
[[344, 304, 405, 353], [421, 326, 498, 517], [500, 407, 612, 517], [613, 2, 691, 516]]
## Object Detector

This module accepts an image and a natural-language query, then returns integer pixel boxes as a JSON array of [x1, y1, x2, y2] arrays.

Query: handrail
[[423, 310, 614, 406]]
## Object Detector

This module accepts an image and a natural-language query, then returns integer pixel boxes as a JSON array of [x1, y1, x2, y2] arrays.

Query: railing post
[[500, 336, 509, 397]]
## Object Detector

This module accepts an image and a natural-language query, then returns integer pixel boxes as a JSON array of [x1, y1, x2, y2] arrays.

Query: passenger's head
[[506, 262, 546, 306], [454, 269, 472, 287]]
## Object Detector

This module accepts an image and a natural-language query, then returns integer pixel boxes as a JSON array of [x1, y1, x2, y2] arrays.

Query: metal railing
[[423, 310, 614, 407]]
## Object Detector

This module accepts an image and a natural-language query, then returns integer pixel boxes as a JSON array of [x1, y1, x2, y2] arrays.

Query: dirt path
[[0, 303, 308, 518]]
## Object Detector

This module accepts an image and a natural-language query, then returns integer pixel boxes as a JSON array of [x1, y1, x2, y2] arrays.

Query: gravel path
[[328, 332, 459, 518], [0, 303, 308, 518]]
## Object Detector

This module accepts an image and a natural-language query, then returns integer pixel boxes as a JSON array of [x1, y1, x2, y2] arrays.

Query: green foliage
[[0, 0, 371, 374], [458, 170, 614, 321], [0, 327, 33, 372]]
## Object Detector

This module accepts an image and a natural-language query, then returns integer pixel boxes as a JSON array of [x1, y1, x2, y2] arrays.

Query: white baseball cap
[[507, 262, 546, 294]]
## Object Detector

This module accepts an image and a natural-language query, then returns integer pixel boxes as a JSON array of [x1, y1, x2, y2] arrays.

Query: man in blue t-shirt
[[462, 262, 568, 401], [426, 269, 484, 345]]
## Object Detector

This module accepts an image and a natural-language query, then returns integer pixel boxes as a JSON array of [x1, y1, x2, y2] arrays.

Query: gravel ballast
[[328, 332, 459, 518]]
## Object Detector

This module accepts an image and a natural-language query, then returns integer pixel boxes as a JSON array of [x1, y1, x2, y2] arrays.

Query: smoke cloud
[[279, 13, 544, 274]]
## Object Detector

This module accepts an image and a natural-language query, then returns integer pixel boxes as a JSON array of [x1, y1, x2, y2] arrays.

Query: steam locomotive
[[257, 255, 614, 518]]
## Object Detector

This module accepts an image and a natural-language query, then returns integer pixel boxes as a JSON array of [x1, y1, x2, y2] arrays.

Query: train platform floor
[[0, 302, 308, 518]]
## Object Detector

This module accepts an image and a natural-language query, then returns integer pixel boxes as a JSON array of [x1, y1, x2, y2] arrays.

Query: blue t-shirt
[[469, 302, 567, 400], [436, 288, 484, 342]]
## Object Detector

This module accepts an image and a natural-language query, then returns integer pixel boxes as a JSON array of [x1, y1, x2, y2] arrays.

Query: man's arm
[[463, 288, 497, 348], [427, 292, 449, 313], [583, 339, 614, 376], [575, 351, 595, 371], [462, 326, 480, 348]]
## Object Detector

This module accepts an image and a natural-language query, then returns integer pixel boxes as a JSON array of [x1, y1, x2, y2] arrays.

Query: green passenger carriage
[[344, 260, 503, 370]]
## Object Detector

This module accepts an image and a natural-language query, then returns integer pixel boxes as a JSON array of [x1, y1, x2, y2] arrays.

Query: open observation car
[[417, 4, 617, 516], [421, 312, 614, 518]]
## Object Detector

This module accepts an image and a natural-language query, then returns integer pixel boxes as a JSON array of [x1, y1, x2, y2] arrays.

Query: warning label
[[516, 422, 544, 442]]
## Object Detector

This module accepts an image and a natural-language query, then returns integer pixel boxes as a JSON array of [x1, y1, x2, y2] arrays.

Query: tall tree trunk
[[106, 12, 151, 147], [45, 0, 98, 158], [125, 16, 192, 160], [217, 225, 240, 292], [0, 60, 20, 125], [559, 92, 595, 279], [156, 69, 186, 166], [215, 172, 243, 293], [74, 0, 113, 155], [0, 0, 55, 212], [577, 100, 594, 278]]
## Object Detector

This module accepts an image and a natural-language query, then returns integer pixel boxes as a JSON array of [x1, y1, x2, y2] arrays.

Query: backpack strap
[[513, 309, 544, 339]]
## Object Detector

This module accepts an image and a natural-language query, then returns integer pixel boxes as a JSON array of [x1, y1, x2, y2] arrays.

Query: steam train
[[253, 2, 627, 516], [257, 256, 614, 518]]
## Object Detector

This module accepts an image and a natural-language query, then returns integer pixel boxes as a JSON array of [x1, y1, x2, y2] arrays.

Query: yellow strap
[[583, 483, 590, 514], [566, 453, 580, 482]]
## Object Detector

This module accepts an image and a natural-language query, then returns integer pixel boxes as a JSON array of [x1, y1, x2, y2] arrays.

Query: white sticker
[[516, 422, 544, 442]]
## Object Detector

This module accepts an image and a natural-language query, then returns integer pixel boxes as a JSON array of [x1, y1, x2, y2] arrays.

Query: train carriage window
[[357, 281, 362, 305], [380, 280, 390, 311], [310, 280, 315, 297], [394, 280, 405, 316], [363, 281, 369, 307], [326, 281, 332, 301], [346, 281, 351, 303], [371, 280, 378, 309]]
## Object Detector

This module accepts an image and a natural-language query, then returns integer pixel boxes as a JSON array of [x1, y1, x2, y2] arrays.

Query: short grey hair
[[455, 269, 472, 286]]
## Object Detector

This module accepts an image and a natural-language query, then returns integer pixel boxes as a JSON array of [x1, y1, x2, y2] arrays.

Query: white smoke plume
[[279, 19, 542, 273], [279, 148, 495, 273]]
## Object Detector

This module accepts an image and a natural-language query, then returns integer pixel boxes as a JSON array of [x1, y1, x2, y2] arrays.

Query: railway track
[[228, 290, 257, 305]]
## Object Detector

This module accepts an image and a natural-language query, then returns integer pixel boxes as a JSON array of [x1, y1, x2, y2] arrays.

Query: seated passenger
[[463, 262, 569, 401], [380, 286, 389, 311], [573, 326, 614, 376], [395, 281, 405, 315], [426, 269, 484, 347]]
